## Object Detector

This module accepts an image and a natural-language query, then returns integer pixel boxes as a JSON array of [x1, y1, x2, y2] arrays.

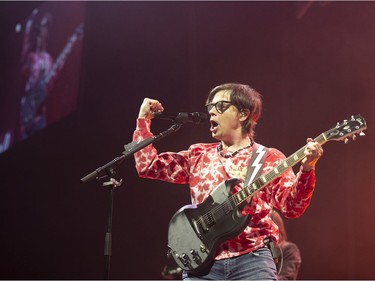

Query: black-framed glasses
[[205, 100, 233, 114]]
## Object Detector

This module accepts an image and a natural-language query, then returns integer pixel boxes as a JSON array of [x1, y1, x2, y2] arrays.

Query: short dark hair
[[207, 83, 262, 140]]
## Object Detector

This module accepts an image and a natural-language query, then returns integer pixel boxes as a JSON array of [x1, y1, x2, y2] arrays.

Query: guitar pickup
[[192, 214, 215, 237]]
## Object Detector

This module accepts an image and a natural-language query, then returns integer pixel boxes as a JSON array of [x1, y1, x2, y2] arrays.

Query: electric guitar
[[167, 115, 367, 274], [20, 23, 84, 132]]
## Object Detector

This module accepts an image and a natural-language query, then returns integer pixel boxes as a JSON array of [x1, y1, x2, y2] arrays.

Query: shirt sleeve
[[266, 148, 316, 218], [132, 118, 190, 184]]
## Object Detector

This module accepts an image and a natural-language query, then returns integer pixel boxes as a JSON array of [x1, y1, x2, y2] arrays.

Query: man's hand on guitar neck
[[301, 138, 324, 172]]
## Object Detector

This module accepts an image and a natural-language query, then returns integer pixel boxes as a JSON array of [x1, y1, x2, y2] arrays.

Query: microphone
[[152, 112, 209, 124]]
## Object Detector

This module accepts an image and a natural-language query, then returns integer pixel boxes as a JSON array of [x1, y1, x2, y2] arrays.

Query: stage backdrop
[[0, 1, 374, 279]]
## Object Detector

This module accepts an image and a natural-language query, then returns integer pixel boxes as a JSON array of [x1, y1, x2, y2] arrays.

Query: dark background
[[1, 1, 374, 279]]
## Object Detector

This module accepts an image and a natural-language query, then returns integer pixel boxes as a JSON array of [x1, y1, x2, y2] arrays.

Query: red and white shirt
[[133, 118, 316, 260]]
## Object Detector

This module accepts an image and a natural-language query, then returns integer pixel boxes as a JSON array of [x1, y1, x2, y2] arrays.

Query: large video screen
[[0, 2, 85, 154]]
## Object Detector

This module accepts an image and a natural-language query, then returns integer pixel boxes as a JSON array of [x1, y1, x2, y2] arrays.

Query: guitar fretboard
[[44, 25, 83, 84]]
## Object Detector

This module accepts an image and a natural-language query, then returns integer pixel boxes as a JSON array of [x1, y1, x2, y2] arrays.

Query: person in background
[[19, 10, 54, 140], [271, 210, 302, 280], [19, 9, 83, 140], [133, 83, 323, 280]]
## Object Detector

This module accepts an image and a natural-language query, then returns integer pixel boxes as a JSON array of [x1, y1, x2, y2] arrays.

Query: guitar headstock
[[325, 115, 367, 143], [75, 23, 84, 36]]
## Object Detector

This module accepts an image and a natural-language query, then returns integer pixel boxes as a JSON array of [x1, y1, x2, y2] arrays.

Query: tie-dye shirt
[[133, 118, 316, 260]]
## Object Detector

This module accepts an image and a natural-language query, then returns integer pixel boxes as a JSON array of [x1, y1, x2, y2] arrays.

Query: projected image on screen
[[0, 2, 85, 154]]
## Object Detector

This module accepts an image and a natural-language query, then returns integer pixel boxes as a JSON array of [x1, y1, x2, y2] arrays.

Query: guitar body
[[167, 178, 250, 274]]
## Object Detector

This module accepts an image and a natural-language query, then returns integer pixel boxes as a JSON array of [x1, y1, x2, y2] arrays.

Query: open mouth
[[210, 120, 219, 132]]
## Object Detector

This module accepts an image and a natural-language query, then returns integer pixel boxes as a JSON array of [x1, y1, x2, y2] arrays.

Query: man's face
[[207, 90, 242, 143]]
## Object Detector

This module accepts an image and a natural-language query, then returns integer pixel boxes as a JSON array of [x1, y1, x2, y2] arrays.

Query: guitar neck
[[44, 25, 83, 84], [231, 114, 367, 206], [232, 133, 328, 206], [45, 40, 77, 84]]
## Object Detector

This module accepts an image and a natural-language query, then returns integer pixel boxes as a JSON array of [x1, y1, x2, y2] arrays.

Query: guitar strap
[[244, 143, 269, 187], [245, 144, 278, 270]]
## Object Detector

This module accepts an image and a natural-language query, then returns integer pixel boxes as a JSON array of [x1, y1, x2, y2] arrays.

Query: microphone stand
[[80, 122, 183, 280]]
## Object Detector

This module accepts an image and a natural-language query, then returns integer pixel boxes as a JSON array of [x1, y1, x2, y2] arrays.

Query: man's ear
[[239, 109, 250, 121]]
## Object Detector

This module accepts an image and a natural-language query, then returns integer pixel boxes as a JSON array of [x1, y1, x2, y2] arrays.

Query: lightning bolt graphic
[[248, 145, 266, 184]]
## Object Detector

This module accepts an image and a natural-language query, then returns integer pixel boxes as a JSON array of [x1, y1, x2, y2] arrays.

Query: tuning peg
[[344, 138, 349, 144], [359, 131, 366, 136]]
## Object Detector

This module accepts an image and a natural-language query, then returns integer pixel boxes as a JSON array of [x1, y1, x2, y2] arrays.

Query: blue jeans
[[182, 247, 277, 280]]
